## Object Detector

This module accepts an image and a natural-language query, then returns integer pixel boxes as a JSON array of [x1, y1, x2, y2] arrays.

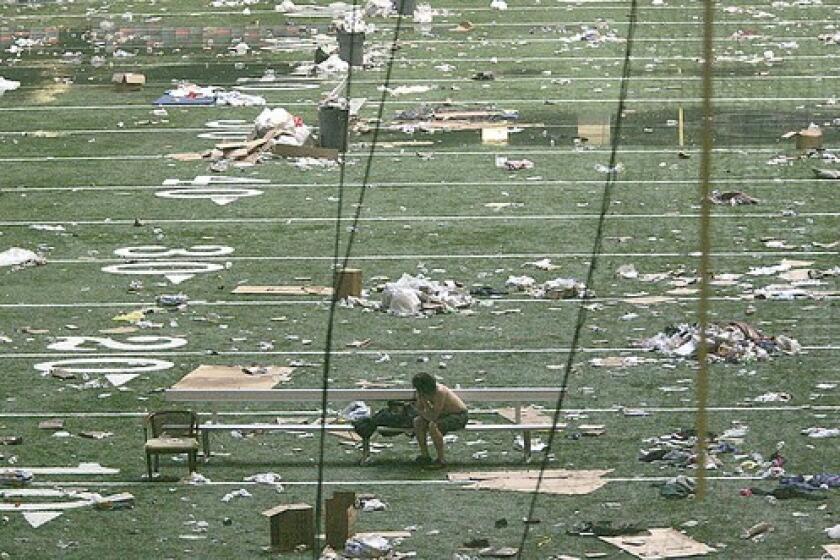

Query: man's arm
[[417, 392, 442, 422]]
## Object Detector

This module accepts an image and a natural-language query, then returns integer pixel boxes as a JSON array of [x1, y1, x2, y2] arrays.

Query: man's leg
[[428, 421, 446, 464], [413, 416, 431, 462]]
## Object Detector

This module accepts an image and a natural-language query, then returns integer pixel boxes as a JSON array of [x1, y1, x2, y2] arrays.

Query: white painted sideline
[[0, 178, 828, 193], [28, 475, 764, 488], [4, 346, 839, 359], [28, 250, 840, 262], [0, 146, 804, 160], [3, 296, 840, 309], [3, 212, 839, 228], [0, 92, 836, 113], [10, 74, 840, 95]]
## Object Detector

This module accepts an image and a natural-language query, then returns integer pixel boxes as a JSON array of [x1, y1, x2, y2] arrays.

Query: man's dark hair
[[412, 372, 437, 395]]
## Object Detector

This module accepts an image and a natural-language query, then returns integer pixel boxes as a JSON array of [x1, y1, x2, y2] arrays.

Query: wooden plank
[[215, 138, 266, 151], [198, 423, 563, 432], [354, 531, 412, 539], [224, 147, 251, 159], [167, 387, 567, 402], [232, 285, 333, 296], [263, 502, 311, 517], [201, 423, 351, 431], [272, 143, 340, 160]]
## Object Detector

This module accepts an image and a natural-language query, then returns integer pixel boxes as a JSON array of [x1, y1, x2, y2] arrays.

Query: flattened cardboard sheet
[[232, 285, 333, 296], [172, 365, 294, 391], [600, 528, 714, 559], [449, 469, 612, 495]]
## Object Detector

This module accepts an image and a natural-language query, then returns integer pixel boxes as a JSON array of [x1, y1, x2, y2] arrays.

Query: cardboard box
[[112, 72, 146, 91]]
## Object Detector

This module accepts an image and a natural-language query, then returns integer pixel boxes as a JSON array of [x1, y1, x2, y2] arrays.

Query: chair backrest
[[147, 410, 197, 438]]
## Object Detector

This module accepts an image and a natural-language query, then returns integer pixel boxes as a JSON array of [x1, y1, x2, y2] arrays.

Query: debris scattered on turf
[[0, 248, 46, 269], [741, 522, 774, 542], [599, 528, 714, 559], [154, 82, 265, 106], [637, 322, 800, 363], [495, 156, 534, 171], [220, 488, 252, 502], [449, 470, 612, 495], [0, 76, 21, 95], [506, 275, 587, 299], [709, 190, 759, 205]]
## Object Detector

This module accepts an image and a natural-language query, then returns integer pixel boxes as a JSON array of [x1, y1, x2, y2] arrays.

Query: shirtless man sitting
[[411, 372, 468, 467]]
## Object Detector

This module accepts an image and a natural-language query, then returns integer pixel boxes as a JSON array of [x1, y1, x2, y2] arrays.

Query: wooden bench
[[166, 387, 566, 462], [196, 421, 565, 462]]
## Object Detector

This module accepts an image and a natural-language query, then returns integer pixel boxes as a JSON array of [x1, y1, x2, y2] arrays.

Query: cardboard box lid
[[112, 72, 146, 85], [262, 503, 312, 517]]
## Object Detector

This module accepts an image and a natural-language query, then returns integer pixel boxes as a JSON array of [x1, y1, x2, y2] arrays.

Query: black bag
[[352, 400, 418, 439]]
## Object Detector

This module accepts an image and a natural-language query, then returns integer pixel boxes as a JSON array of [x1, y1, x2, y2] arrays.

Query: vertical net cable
[[312, 0, 360, 552], [516, 1, 640, 555], [694, 0, 716, 500], [313, 11, 406, 557]]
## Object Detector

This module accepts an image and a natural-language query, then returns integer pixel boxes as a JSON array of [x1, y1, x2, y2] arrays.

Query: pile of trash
[[154, 82, 266, 107], [818, 32, 840, 45], [315, 54, 350, 75], [0, 469, 34, 487], [496, 156, 534, 171], [709, 190, 759, 205], [506, 275, 587, 299], [369, 274, 474, 316], [388, 103, 519, 134], [0, 247, 46, 270], [743, 473, 840, 500], [169, 107, 312, 169], [337, 7, 371, 34], [0, 76, 20, 95], [344, 534, 392, 558], [576, 21, 622, 45], [639, 425, 785, 477], [365, 0, 394, 17], [637, 321, 801, 363]]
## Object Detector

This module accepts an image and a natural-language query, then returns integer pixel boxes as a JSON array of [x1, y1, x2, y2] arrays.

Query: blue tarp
[[153, 94, 216, 106]]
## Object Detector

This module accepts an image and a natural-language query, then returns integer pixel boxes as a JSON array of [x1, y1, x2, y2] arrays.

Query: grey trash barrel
[[337, 31, 365, 66], [395, 0, 416, 15], [318, 105, 349, 151]]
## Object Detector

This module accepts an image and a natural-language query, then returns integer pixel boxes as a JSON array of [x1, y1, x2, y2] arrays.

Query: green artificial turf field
[[0, 0, 838, 558]]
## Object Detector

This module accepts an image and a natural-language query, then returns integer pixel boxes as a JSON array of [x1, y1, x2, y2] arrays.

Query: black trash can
[[337, 31, 365, 66], [318, 104, 349, 151], [395, 0, 416, 15]]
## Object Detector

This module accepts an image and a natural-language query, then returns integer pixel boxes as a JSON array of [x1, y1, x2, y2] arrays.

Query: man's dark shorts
[[435, 410, 469, 434]]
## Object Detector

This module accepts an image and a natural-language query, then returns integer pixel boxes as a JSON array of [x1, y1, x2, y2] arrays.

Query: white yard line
[[0, 178, 826, 193], [26, 475, 767, 488], [0, 6, 834, 22], [4, 295, 840, 309], [2, 211, 837, 228], [20, 250, 840, 262], [1, 92, 838, 113], [3, 346, 838, 359], [20, 35, 839, 52], [0, 146, 818, 163], [7, 72, 840, 96]]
